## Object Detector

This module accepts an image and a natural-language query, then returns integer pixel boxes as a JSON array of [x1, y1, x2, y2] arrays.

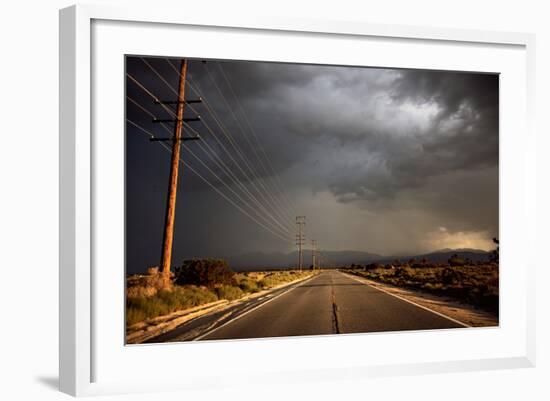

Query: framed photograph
[[59, 4, 536, 396]]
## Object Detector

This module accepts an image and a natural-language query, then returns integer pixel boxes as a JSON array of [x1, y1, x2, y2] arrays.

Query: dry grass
[[127, 269, 313, 325], [258, 271, 310, 288], [126, 285, 219, 326]]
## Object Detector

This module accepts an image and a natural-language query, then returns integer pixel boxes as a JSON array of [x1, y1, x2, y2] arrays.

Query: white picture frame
[[59, 3, 536, 397]]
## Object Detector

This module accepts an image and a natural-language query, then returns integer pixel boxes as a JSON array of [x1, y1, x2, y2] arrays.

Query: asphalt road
[[147, 270, 465, 343]]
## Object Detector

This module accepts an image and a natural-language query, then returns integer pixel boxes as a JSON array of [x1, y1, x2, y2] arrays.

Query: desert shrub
[[126, 285, 158, 299], [256, 271, 309, 289], [394, 266, 415, 279], [156, 287, 217, 310], [238, 277, 260, 293], [174, 258, 234, 288], [490, 238, 499, 263], [487, 271, 499, 287], [126, 268, 168, 299], [126, 307, 147, 326], [439, 267, 463, 285], [216, 285, 244, 301], [464, 284, 499, 312], [412, 260, 435, 268], [343, 263, 499, 314], [127, 295, 170, 325], [126, 285, 218, 326], [126, 269, 312, 326], [448, 254, 466, 267], [258, 275, 279, 288]]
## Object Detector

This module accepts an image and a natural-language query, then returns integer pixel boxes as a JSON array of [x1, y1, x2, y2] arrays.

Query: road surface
[[146, 270, 465, 343]]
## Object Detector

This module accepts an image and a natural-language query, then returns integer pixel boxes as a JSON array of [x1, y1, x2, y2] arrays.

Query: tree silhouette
[[490, 237, 499, 263]]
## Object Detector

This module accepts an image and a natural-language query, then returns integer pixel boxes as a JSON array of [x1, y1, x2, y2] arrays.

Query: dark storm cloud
[[126, 57, 498, 273], [218, 62, 498, 203], [208, 62, 498, 240]]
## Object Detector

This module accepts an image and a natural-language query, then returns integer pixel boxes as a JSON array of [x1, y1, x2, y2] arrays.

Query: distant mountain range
[[227, 248, 490, 271], [376, 249, 490, 264]]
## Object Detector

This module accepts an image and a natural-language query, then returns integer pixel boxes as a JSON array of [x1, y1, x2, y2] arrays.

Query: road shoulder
[[341, 271, 498, 327], [126, 272, 317, 344]]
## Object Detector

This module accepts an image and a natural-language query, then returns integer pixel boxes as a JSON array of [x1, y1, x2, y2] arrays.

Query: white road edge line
[[341, 271, 471, 328], [192, 274, 319, 341]]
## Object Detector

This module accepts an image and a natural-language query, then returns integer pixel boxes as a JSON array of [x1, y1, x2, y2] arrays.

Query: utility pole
[[153, 59, 202, 288], [311, 239, 317, 270], [295, 216, 306, 271], [318, 250, 322, 270]]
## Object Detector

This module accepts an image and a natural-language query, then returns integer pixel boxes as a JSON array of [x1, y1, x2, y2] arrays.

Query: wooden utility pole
[[295, 216, 306, 271], [311, 240, 317, 270], [159, 59, 188, 288]]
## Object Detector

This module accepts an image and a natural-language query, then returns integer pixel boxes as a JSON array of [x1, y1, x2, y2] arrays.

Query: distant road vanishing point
[[146, 270, 466, 343]]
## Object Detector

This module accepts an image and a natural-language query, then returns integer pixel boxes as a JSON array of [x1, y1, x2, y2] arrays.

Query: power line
[[295, 216, 306, 271], [186, 76, 296, 233], [129, 64, 295, 237], [150, 58, 296, 234], [166, 58, 296, 232], [202, 62, 297, 226], [126, 117, 293, 244], [215, 61, 301, 218], [128, 95, 294, 237], [311, 239, 317, 270], [127, 96, 293, 240], [127, 59, 321, 255]]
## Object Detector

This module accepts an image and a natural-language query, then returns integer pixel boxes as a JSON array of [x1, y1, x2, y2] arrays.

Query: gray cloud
[[126, 57, 498, 273]]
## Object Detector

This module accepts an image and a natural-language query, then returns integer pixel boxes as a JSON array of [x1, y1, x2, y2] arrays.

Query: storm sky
[[126, 57, 499, 274]]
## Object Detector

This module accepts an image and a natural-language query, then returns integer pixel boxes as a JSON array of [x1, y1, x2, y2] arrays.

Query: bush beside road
[[127, 259, 314, 326]]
